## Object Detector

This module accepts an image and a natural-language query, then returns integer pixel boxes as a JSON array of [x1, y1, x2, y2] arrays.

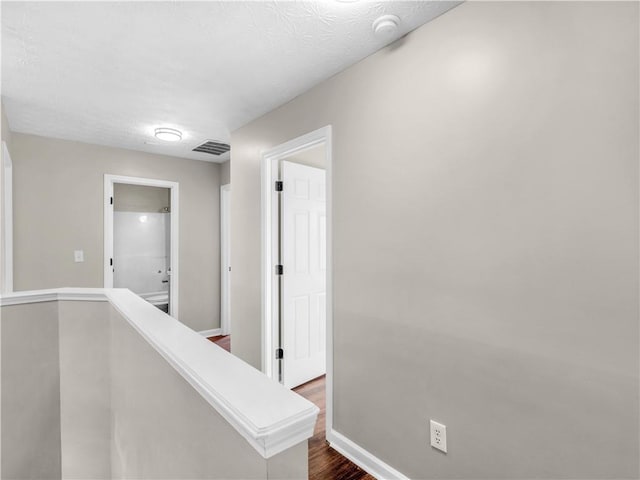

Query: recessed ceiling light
[[154, 127, 182, 142], [373, 15, 400, 37]]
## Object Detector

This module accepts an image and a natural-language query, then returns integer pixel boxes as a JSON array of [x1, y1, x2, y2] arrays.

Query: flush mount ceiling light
[[373, 15, 400, 37], [154, 127, 182, 142]]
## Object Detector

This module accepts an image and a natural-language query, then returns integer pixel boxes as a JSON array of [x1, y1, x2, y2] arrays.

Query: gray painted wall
[[113, 184, 170, 213], [284, 144, 325, 170], [10, 133, 222, 332], [220, 160, 230, 185], [1, 301, 61, 479], [58, 301, 111, 479], [1, 103, 11, 153], [0, 102, 9, 477], [230, 2, 639, 478], [0, 299, 308, 480]]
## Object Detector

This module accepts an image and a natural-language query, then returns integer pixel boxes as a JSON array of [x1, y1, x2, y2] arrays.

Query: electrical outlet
[[430, 420, 447, 453]]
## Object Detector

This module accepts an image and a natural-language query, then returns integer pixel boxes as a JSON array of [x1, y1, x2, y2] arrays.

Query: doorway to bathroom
[[104, 175, 179, 318]]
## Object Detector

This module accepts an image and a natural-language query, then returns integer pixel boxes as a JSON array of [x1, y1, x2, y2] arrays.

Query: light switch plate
[[74, 250, 84, 263]]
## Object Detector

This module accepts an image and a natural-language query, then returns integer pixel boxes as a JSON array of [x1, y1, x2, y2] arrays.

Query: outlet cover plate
[[430, 420, 447, 453]]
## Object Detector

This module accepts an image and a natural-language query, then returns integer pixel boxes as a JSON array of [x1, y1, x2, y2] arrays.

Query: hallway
[[208, 336, 373, 480]]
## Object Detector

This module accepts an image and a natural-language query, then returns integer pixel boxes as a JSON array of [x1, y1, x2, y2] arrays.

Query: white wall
[[230, 2, 639, 478], [113, 211, 169, 295], [9, 133, 222, 332]]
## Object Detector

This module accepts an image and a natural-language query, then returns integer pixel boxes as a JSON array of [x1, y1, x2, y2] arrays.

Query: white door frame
[[104, 174, 179, 318], [1, 141, 13, 293], [260, 125, 333, 427], [220, 183, 231, 336]]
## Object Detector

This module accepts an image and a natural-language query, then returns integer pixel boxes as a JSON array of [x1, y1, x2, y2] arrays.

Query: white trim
[[0, 288, 108, 306], [220, 183, 231, 336], [58, 288, 110, 303], [324, 127, 334, 438], [199, 328, 222, 338], [104, 174, 180, 319], [263, 152, 281, 380], [260, 156, 271, 376], [327, 429, 409, 480], [0, 287, 318, 459], [107, 289, 310, 459], [260, 126, 334, 433], [2, 141, 13, 293]]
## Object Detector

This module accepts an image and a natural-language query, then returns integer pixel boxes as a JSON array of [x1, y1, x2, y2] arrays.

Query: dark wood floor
[[208, 335, 373, 480], [294, 376, 374, 480], [208, 334, 231, 352]]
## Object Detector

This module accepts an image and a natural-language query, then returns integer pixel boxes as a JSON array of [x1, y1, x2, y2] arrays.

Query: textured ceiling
[[1, 1, 459, 163]]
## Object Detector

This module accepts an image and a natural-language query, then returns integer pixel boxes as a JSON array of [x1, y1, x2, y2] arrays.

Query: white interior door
[[280, 160, 326, 389]]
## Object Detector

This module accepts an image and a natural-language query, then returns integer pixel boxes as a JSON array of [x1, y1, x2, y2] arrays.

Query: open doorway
[[104, 174, 179, 318], [113, 184, 171, 312], [261, 124, 333, 404], [261, 126, 344, 476]]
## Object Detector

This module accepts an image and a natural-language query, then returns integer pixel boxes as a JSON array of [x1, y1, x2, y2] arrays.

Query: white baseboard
[[199, 328, 222, 338], [327, 429, 409, 480]]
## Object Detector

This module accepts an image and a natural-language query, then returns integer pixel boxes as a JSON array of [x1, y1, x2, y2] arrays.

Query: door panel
[[294, 212, 309, 273], [281, 160, 326, 388], [294, 295, 311, 359]]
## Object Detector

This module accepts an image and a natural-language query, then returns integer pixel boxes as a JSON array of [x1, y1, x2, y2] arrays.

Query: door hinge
[[276, 348, 284, 360], [275, 264, 283, 275], [110, 196, 113, 205], [275, 180, 283, 192], [110, 258, 113, 266]]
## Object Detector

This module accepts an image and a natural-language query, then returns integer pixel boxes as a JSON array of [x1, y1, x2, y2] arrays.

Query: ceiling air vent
[[192, 140, 230, 156]]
